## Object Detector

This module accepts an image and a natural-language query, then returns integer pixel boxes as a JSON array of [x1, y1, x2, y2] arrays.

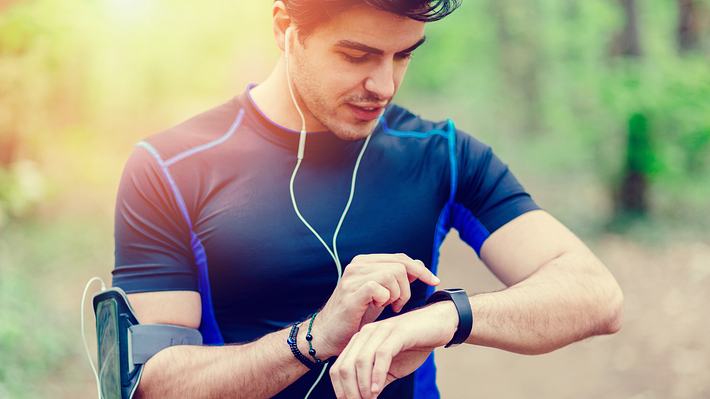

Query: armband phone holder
[[92, 287, 202, 399]]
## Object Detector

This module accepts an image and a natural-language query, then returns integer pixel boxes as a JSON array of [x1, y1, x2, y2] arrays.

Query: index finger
[[353, 253, 440, 286]]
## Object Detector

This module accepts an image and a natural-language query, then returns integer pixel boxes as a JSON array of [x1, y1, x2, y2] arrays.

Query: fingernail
[[433, 276, 440, 283], [371, 383, 379, 393]]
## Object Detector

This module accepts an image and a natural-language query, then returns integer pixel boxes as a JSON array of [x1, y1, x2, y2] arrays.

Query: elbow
[[599, 277, 624, 335], [579, 252, 624, 336]]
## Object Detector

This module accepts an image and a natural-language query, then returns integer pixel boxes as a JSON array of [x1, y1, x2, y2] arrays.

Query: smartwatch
[[425, 288, 473, 348]]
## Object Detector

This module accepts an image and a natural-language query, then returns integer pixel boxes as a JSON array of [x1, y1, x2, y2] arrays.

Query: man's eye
[[342, 53, 369, 63], [396, 53, 413, 61]]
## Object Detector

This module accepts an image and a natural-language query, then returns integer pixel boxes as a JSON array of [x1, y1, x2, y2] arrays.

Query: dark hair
[[280, 0, 460, 41]]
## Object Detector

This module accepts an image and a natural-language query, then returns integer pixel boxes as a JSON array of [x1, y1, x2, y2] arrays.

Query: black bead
[[306, 333, 313, 341], [309, 349, 316, 356]]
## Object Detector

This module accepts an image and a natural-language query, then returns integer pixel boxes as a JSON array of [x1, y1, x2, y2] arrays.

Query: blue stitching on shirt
[[447, 119, 458, 203], [135, 140, 225, 345], [380, 116, 449, 139], [164, 108, 245, 167]]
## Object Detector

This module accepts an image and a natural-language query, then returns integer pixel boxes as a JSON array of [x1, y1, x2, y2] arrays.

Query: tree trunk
[[611, 0, 653, 218], [617, 113, 651, 215], [610, 0, 642, 57], [677, 0, 699, 52], [492, 0, 543, 135]]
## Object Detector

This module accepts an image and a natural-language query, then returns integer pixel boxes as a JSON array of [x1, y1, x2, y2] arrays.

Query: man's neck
[[249, 58, 327, 133]]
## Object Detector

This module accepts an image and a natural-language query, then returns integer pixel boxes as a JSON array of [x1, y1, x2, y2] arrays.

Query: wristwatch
[[424, 288, 473, 348]]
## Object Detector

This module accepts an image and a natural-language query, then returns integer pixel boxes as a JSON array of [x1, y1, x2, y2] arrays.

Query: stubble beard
[[291, 71, 378, 142]]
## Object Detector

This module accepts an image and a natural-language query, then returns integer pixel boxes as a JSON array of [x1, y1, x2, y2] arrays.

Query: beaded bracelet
[[287, 321, 320, 370], [305, 312, 324, 364]]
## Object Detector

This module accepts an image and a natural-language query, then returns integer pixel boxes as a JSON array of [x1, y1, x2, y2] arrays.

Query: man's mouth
[[347, 103, 385, 121]]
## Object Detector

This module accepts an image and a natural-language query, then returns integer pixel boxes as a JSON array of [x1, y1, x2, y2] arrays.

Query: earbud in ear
[[284, 26, 293, 58]]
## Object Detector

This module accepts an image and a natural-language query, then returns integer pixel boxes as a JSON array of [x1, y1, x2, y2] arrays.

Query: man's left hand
[[329, 300, 459, 399]]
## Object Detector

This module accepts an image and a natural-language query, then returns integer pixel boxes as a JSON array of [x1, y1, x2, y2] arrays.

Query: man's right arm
[[114, 147, 321, 397], [125, 254, 440, 398], [129, 290, 320, 399], [114, 147, 441, 397]]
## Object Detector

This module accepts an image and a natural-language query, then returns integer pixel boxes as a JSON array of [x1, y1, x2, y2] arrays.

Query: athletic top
[[112, 83, 541, 398]]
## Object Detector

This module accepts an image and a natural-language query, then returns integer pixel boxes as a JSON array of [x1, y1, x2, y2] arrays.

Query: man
[[112, 1, 624, 398]]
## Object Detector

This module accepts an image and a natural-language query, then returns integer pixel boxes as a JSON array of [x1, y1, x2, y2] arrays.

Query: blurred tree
[[677, 0, 700, 52], [617, 112, 654, 214], [610, 0, 641, 57], [0, 3, 28, 167], [674, 0, 710, 176], [0, 1, 57, 223], [491, 0, 543, 135], [610, 0, 654, 219]]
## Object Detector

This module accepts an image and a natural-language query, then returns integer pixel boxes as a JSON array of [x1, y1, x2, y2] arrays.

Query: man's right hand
[[308, 253, 440, 360]]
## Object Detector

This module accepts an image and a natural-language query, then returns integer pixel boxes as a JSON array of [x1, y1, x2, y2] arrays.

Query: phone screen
[[96, 298, 122, 399]]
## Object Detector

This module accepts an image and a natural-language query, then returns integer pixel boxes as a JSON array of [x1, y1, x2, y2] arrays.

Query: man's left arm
[[329, 209, 623, 398], [437, 126, 622, 353], [461, 209, 623, 353]]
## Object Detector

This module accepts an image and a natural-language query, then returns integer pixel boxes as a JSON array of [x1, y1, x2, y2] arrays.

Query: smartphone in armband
[[92, 287, 202, 399]]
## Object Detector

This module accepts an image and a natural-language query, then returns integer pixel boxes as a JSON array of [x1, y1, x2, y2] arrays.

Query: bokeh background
[[1, 0, 709, 398]]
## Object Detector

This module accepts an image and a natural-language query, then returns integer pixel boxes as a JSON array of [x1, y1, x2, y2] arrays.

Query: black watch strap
[[425, 288, 473, 348]]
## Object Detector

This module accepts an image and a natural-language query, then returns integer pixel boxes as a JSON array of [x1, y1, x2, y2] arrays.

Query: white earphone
[[284, 26, 308, 160], [283, 25, 374, 399]]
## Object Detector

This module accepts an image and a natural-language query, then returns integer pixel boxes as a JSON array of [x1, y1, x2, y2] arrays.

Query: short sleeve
[[112, 145, 198, 293], [450, 129, 541, 254]]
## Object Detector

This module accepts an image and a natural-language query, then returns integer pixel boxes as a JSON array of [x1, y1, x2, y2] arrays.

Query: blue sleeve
[[450, 128, 541, 255], [112, 145, 198, 293]]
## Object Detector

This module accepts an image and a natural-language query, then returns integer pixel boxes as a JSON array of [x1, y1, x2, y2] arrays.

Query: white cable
[[284, 26, 373, 399], [81, 276, 107, 399], [332, 131, 372, 271], [284, 26, 307, 160], [304, 362, 330, 398], [289, 158, 338, 266]]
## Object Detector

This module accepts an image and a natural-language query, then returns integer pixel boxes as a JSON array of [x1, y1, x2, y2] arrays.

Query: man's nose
[[364, 61, 395, 102]]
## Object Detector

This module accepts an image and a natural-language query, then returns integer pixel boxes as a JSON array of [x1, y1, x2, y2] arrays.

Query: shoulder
[[135, 97, 245, 164], [373, 103, 453, 163], [380, 103, 452, 139], [379, 103, 489, 148], [377, 103, 490, 162]]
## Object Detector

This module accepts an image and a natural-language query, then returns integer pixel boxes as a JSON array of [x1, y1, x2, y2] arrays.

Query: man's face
[[288, 5, 426, 141]]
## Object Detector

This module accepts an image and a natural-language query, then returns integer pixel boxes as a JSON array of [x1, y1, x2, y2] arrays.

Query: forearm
[[135, 323, 315, 398], [465, 251, 623, 355]]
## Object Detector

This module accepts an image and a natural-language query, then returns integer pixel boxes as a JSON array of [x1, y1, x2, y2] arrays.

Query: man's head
[[272, 0, 460, 141]]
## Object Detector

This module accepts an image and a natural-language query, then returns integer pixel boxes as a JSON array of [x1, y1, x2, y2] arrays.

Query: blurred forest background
[[0, 0, 708, 398]]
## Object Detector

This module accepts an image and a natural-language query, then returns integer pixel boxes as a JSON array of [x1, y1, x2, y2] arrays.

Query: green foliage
[[0, 217, 96, 399], [0, 268, 71, 398], [0, 161, 45, 226], [625, 112, 659, 175]]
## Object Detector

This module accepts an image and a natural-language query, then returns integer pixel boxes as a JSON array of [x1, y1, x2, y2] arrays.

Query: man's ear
[[272, 1, 292, 52]]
